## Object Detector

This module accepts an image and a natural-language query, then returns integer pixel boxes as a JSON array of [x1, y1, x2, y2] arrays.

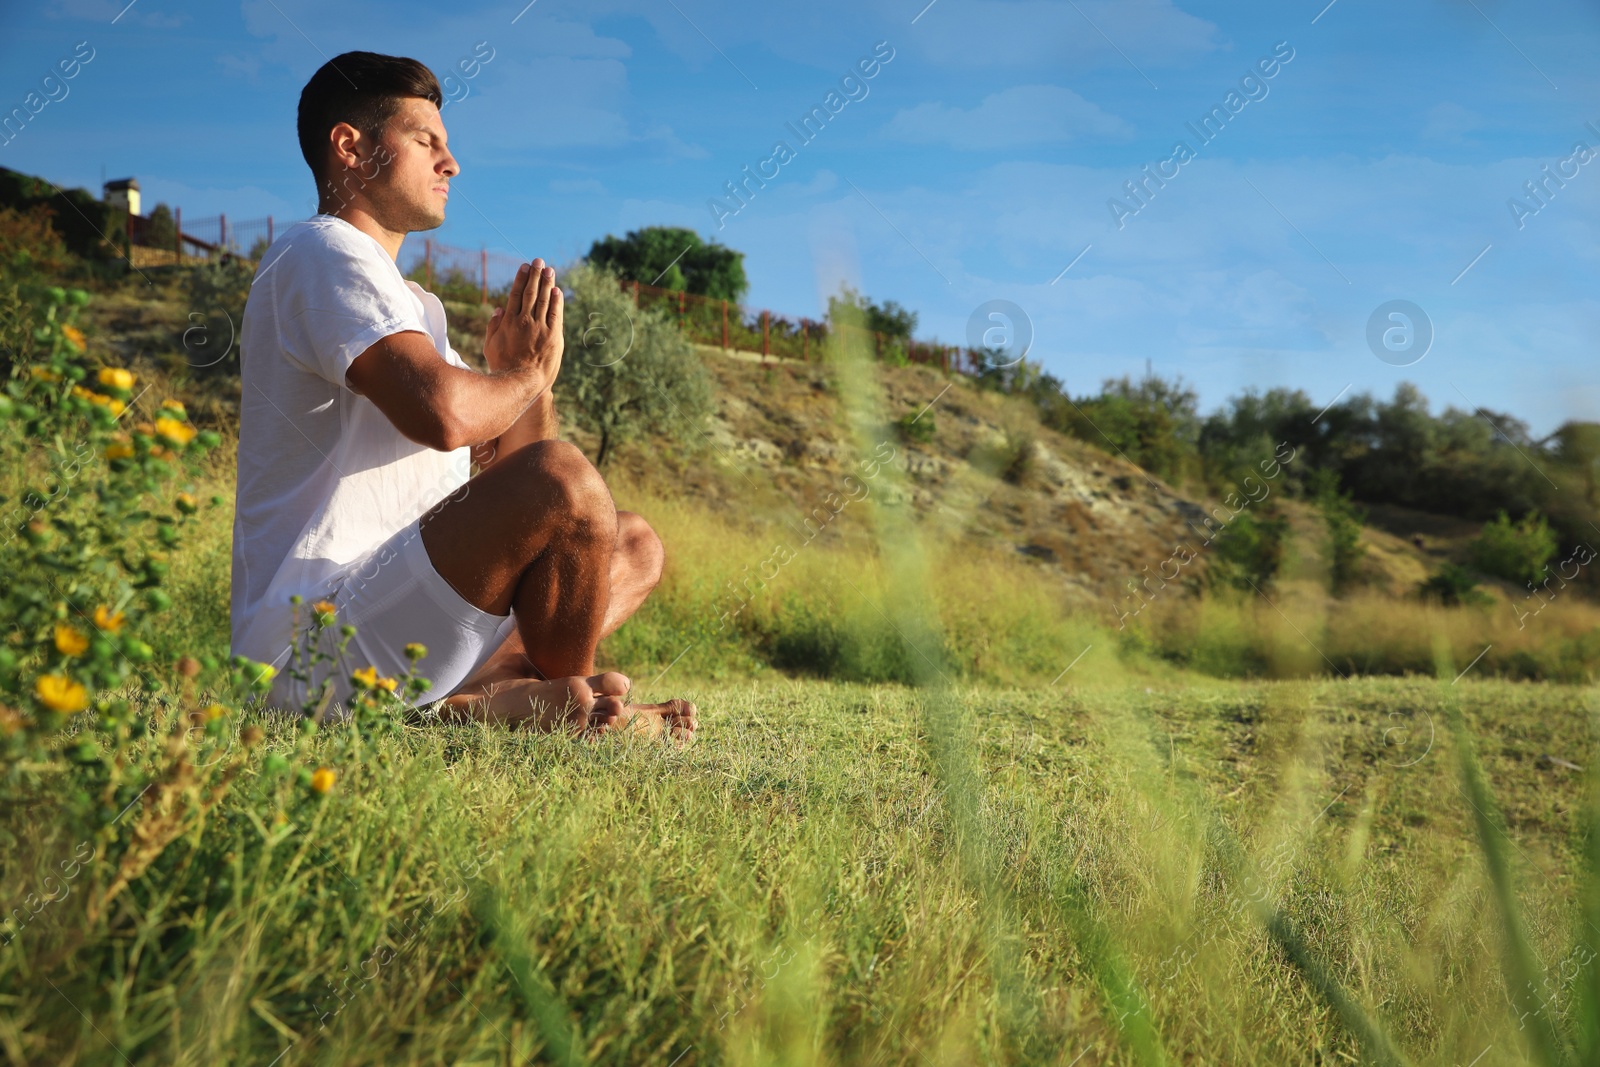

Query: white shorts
[[268, 517, 516, 719]]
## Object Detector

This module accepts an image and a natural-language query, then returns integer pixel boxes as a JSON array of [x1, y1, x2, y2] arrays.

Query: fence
[[117, 207, 990, 376], [125, 211, 278, 269], [621, 278, 976, 374], [398, 236, 522, 305]]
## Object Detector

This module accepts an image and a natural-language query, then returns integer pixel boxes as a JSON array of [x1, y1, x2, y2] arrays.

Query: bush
[[1469, 509, 1557, 586], [1208, 509, 1288, 592], [1420, 563, 1493, 607], [1310, 469, 1367, 595], [182, 257, 254, 375], [558, 263, 713, 467], [968, 425, 1036, 486], [896, 411, 935, 445]]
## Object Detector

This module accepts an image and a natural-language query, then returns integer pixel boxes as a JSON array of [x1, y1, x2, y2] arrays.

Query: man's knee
[[516, 440, 615, 533], [618, 512, 664, 589]]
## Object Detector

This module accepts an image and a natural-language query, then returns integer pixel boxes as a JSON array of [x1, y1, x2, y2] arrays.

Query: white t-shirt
[[230, 214, 470, 670]]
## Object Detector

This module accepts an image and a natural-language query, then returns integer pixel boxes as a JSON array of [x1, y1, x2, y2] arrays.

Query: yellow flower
[[35, 674, 88, 713], [61, 324, 86, 351], [71, 385, 93, 401], [403, 642, 427, 661], [374, 676, 398, 693], [93, 605, 125, 632], [311, 599, 337, 616], [154, 417, 196, 446], [351, 666, 378, 689], [175, 492, 198, 514], [310, 767, 336, 794], [103, 441, 134, 460], [30, 366, 60, 382], [201, 703, 227, 721], [53, 623, 90, 657], [108, 398, 126, 416], [160, 399, 187, 415], [97, 367, 135, 391]]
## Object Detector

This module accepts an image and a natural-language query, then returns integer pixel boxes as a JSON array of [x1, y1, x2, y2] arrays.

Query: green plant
[[1470, 509, 1558, 587], [1419, 562, 1492, 606], [1208, 509, 1288, 592], [587, 226, 748, 301], [1309, 468, 1367, 595], [825, 284, 917, 345], [895, 411, 934, 445], [183, 257, 254, 374], [967, 425, 1037, 486], [558, 263, 713, 467]]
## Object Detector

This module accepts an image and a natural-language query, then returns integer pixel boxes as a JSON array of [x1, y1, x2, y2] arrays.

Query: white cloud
[[884, 85, 1131, 150]]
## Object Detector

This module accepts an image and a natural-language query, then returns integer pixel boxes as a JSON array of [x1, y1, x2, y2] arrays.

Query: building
[[103, 177, 139, 217]]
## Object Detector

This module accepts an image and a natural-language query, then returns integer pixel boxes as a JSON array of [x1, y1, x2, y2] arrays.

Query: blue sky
[[2, 0, 1597, 434]]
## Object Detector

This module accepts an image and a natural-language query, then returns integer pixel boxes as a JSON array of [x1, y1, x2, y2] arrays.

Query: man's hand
[[485, 258, 564, 395], [346, 257, 565, 454]]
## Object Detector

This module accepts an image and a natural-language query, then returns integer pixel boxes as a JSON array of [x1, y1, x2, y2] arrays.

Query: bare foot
[[440, 670, 697, 740]]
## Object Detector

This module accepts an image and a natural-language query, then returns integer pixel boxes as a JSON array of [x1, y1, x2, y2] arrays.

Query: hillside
[[76, 274, 1520, 631]]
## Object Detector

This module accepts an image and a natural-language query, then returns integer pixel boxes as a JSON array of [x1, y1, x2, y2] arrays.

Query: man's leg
[[417, 439, 694, 736]]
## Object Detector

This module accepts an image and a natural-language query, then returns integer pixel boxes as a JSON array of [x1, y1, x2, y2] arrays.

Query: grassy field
[[4, 673, 1597, 1066], [7, 283, 1600, 1067]]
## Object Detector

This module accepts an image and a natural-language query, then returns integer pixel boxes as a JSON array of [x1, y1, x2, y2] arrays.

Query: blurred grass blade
[[1576, 692, 1600, 1063], [1445, 693, 1573, 1067], [1261, 909, 1412, 1067], [1047, 866, 1171, 1067], [1205, 817, 1413, 1067], [474, 889, 584, 1067]]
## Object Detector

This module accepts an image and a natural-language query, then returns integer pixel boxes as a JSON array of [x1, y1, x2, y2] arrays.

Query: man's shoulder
[[271, 215, 394, 270]]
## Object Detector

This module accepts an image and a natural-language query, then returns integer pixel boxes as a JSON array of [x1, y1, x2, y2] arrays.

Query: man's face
[[360, 96, 458, 233]]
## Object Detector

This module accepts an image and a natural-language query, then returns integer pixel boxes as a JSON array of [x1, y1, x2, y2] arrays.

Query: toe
[[591, 671, 632, 697], [586, 694, 627, 730]]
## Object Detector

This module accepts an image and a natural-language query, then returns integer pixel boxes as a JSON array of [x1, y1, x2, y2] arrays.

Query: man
[[231, 51, 695, 738]]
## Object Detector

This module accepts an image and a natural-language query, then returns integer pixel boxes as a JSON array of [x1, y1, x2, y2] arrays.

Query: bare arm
[[472, 306, 562, 471], [346, 259, 564, 454]]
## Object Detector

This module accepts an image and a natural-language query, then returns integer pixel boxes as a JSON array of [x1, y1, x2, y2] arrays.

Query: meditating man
[[230, 51, 695, 738]]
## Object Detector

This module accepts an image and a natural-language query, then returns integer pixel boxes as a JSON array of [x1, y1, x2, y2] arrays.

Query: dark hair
[[297, 51, 442, 185]]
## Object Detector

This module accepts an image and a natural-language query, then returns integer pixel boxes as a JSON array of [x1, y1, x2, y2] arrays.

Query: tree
[[586, 226, 748, 302], [827, 284, 918, 365], [143, 203, 176, 250], [556, 263, 713, 467], [1062, 373, 1200, 484], [1552, 421, 1600, 505]]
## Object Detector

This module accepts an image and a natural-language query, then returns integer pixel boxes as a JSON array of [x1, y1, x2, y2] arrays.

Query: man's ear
[[327, 121, 365, 176]]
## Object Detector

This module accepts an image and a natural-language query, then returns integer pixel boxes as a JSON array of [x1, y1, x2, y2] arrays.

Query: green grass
[[4, 674, 1597, 1065], [8, 282, 1600, 1067]]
